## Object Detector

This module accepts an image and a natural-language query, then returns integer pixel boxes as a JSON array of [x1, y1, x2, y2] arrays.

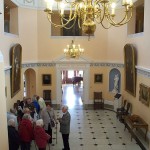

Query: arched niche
[[109, 68, 121, 93]]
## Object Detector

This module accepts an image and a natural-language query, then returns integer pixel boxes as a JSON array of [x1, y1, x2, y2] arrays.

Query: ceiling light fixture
[[64, 40, 84, 58], [44, 0, 133, 36]]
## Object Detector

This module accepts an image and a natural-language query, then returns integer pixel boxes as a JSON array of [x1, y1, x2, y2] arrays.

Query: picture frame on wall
[[94, 74, 103, 83], [42, 74, 51, 85], [124, 44, 136, 96], [10, 43, 22, 98], [139, 83, 150, 106], [43, 90, 51, 100]]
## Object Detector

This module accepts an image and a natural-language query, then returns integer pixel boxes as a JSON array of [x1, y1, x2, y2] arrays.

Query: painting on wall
[[42, 74, 51, 85], [94, 74, 103, 83], [124, 44, 136, 96], [43, 90, 51, 100], [139, 84, 150, 106], [10, 43, 22, 98]]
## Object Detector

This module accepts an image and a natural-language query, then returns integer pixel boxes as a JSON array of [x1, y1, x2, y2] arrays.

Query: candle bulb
[[111, 2, 116, 15], [112, 8, 115, 15]]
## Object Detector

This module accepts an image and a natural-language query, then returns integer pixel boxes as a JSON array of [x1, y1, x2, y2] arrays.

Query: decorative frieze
[[136, 67, 150, 78], [22, 63, 55, 68], [4, 62, 150, 79], [90, 62, 124, 68]]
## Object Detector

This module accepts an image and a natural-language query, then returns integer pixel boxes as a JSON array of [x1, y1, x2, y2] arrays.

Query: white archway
[[24, 68, 36, 98]]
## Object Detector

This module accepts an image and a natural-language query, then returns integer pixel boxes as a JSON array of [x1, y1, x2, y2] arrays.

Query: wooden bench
[[124, 115, 148, 141]]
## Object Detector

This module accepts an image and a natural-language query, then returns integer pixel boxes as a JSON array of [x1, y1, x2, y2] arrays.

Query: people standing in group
[[18, 114, 34, 150], [19, 97, 27, 110], [34, 119, 50, 150], [25, 98, 35, 119], [57, 105, 71, 150], [8, 119, 20, 150], [41, 103, 57, 144]]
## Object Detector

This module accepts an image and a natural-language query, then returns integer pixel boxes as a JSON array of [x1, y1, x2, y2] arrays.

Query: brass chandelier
[[44, 0, 133, 36], [64, 40, 84, 58]]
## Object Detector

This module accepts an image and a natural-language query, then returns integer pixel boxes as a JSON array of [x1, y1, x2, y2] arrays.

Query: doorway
[[24, 68, 36, 98], [61, 70, 83, 108], [56, 63, 90, 105]]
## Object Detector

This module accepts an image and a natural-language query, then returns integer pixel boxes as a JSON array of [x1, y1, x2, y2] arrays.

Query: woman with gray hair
[[34, 119, 50, 150], [41, 102, 57, 144], [8, 119, 20, 150], [18, 113, 34, 150]]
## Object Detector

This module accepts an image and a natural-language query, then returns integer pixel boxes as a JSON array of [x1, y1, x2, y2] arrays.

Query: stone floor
[[29, 108, 148, 150], [29, 84, 149, 150]]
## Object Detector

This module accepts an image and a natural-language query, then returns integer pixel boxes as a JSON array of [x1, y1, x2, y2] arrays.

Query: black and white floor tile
[[30, 108, 148, 150]]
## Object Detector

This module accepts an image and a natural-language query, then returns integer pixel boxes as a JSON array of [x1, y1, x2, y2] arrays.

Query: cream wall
[[89, 66, 107, 100], [0, 5, 39, 110], [107, 0, 150, 67], [18, 8, 38, 63], [0, 52, 8, 149], [106, 0, 150, 132], [36, 66, 56, 101], [90, 66, 124, 102], [1, 0, 150, 147], [37, 10, 108, 62]]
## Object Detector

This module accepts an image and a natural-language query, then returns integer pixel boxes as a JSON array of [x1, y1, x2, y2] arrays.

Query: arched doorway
[[24, 68, 36, 97]]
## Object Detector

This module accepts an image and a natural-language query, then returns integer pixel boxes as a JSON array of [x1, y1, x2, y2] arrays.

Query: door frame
[[55, 63, 90, 105]]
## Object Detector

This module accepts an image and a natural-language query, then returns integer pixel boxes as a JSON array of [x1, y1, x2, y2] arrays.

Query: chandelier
[[44, 0, 133, 36], [64, 40, 84, 58]]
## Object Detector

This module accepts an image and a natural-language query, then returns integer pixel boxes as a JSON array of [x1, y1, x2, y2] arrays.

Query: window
[[4, 0, 18, 35], [68, 70, 74, 78], [127, 0, 144, 35], [62, 16, 82, 36], [135, 4, 144, 33], [51, 12, 83, 36]]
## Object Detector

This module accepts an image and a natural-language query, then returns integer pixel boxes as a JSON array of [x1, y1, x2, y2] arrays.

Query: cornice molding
[[4, 62, 150, 78], [22, 62, 55, 68], [136, 66, 150, 78], [90, 62, 124, 68]]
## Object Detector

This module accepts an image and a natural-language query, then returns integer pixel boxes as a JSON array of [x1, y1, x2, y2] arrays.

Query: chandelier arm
[[116, 8, 133, 26], [47, 14, 74, 28], [78, 17, 82, 29], [60, 17, 77, 29], [106, 7, 133, 26], [44, 0, 134, 35], [94, 17, 111, 29], [100, 21, 112, 29], [46, 3, 77, 28], [98, 3, 107, 24]]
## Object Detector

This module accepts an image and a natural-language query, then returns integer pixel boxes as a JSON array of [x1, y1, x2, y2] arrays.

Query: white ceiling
[[11, 0, 138, 10]]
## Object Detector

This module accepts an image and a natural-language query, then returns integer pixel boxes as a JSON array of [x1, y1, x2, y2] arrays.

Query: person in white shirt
[[37, 96, 46, 110], [7, 108, 18, 130]]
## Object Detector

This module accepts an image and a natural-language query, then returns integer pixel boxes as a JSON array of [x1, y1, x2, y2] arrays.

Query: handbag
[[50, 120, 55, 128], [47, 111, 55, 128]]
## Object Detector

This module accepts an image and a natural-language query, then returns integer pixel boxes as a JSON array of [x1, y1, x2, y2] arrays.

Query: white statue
[[112, 74, 119, 93]]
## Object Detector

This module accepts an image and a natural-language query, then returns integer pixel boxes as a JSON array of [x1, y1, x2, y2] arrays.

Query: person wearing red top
[[34, 119, 50, 150], [18, 114, 34, 150]]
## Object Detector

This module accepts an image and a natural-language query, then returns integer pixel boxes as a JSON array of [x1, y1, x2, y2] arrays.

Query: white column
[[0, 51, 9, 150]]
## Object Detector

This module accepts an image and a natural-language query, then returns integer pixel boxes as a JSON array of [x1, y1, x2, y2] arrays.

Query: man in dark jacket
[[8, 119, 20, 150], [58, 105, 71, 150]]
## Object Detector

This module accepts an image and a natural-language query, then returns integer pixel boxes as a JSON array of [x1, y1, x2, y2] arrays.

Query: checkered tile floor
[[29, 108, 148, 150]]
